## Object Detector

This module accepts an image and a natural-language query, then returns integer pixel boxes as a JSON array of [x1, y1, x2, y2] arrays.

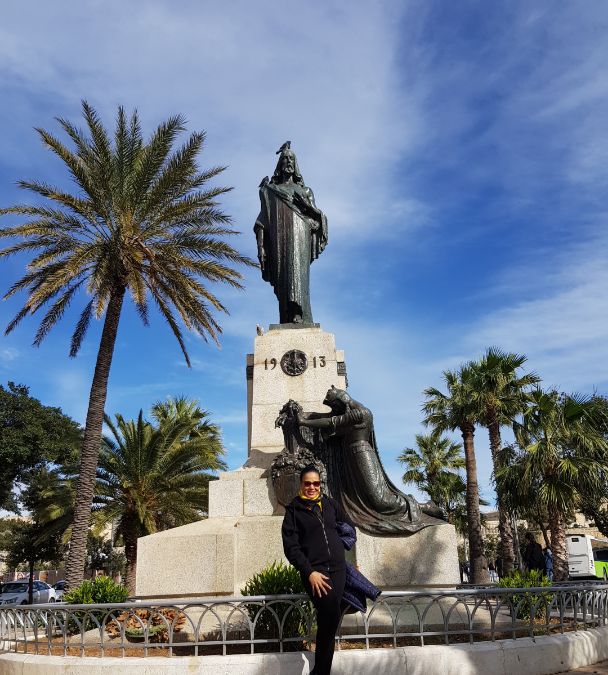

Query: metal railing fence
[[1, 584, 607, 658]]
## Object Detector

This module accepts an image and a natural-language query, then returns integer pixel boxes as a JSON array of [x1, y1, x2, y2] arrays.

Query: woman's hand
[[308, 571, 332, 597]]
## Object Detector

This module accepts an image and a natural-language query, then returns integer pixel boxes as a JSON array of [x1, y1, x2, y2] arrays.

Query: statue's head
[[272, 141, 304, 185], [323, 385, 351, 412]]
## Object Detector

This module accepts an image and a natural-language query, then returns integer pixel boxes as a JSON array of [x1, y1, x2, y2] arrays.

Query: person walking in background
[[523, 533, 545, 573], [488, 560, 498, 583], [282, 465, 354, 675], [544, 547, 554, 581]]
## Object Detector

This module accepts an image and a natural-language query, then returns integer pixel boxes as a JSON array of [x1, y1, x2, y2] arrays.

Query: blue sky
[[1, 1, 607, 506]]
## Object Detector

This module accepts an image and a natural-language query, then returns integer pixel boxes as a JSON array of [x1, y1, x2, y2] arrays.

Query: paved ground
[[564, 662, 608, 673]]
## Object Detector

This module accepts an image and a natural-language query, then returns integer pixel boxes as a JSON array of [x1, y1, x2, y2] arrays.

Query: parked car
[[0, 580, 56, 605], [52, 580, 67, 601]]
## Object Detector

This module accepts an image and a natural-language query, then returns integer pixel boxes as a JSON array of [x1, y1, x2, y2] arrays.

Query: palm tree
[[423, 365, 490, 584], [579, 397, 608, 538], [499, 389, 608, 580], [95, 398, 226, 592], [468, 348, 540, 575], [399, 431, 465, 514], [0, 102, 254, 587], [151, 395, 223, 453]]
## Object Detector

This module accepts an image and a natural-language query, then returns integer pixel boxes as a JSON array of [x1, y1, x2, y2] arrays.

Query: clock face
[[280, 349, 308, 376]]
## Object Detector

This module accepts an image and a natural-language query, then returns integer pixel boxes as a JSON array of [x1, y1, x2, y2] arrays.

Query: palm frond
[[1, 103, 252, 363]]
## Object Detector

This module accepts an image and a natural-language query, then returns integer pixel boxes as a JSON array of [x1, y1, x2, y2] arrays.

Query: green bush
[[240, 561, 311, 651], [498, 569, 553, 620], [63, 576, 130, 605], [63, 576, 130, 633]]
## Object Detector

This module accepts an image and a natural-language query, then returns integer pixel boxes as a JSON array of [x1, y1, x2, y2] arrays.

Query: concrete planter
[[2, 626, 608, 674]]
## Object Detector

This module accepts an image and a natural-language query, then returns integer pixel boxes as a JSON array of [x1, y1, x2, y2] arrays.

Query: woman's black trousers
[[302, 567, 346, 675]]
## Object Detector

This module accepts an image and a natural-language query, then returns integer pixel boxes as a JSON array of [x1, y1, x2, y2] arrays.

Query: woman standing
[[282, 465, 353, 675]]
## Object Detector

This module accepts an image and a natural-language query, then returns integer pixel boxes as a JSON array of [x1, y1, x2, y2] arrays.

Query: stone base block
[[208, 469, 282, 518], [233, 518, 286, 591], [138, 472, 460, 596], [136, 518, 238, 596], [356, 524, 460, 587], [208, 480, 243, 518], [136, 516, 286, 597], [243, 477, 281, 516], [136, 514, 460, 596]]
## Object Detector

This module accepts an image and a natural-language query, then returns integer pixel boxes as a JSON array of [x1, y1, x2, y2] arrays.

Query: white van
[[567, 534, 608, 580]]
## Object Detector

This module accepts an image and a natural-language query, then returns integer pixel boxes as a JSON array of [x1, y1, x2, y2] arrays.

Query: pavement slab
[[563, 662, 608, 674]]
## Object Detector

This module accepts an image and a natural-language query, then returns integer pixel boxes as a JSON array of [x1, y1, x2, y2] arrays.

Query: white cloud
[[0, 347, 19, 362], [463, 231, 608, 394], [0, 1, 422, 246]]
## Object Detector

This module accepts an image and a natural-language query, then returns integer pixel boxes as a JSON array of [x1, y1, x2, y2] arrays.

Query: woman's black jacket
[[281, 495, 354, 579]]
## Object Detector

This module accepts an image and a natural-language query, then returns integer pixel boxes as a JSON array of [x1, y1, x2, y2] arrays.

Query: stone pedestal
[[136, 469, 286, 596], [136, 467, 460, 596], [356, 525, 461, 587], [246, 325, 347, 468], [135, 323, 461, 598]]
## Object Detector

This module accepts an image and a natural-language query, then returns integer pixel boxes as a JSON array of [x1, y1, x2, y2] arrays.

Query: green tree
[[484, 534, 499, 564], [7, 464, 76, 602], [435, 473, 490, 539], [468, 348, 540, 575], [0, 382, 80, 511], [5, 521, 64, 604], [94, 397, 226, 592], [498, 389, 608, 580], [85, 534, 126, 578], [0, 102, 254, 588], [399, 431, 466, 524], [423, 365, 490, 583], [578, 397, 608, 538], [0, 518, 26, 565]]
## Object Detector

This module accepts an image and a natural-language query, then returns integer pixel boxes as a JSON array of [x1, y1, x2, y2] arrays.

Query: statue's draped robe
[[322, 405, 445, 535], [254, 181, 327, 324]]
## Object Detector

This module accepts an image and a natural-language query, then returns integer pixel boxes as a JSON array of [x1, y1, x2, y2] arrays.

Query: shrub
[[63, 576, 130, 605], [63, 576, 130, 633], [240, 561, 311, 651], [498, 569, 553, 621]]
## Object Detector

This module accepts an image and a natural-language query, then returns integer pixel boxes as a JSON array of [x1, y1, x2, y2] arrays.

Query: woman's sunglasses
[[303, 480, 321, 487]]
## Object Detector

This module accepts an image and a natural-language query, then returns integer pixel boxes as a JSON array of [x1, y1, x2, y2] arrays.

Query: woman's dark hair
[[299, 464, 320, 481]]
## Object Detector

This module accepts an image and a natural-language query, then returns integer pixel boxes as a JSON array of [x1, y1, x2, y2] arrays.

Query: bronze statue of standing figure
[[254, 142, 328, 325]]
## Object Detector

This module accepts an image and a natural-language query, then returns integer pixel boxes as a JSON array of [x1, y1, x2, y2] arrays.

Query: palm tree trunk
[[461, 423, 490, 584], [124, 529, 138, 596], [65, 286, 125, 589], [28, 560, 34, 605], [488, 421, 515, 575], [534, 512, 551, 549], [548, 509, 568, 581]]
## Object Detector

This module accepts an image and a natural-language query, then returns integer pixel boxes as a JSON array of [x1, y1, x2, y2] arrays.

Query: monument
[[135, 144, 460, 597]]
